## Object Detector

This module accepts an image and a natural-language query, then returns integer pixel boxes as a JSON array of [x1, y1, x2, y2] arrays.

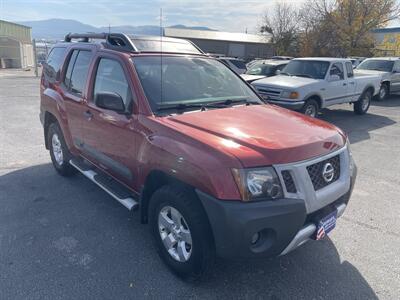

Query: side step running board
[[69, 158, 139, 211]]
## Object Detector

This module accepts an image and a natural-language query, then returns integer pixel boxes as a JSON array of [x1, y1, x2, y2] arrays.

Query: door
[[390, 60, 400, 92], [60, 49, 93, 149], [80, 55, 138, 186], [323, 62, 349, 105], [345, 61, 358, 102]]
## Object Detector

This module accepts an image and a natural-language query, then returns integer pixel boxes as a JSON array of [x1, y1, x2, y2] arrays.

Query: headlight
[[281, 91, 299, 99], [232, 167, 283, 201]]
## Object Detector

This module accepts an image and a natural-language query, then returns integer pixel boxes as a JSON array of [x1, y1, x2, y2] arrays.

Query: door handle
[[349, 82, 355, 85], [343, 83, 347, 86], [83, 110, 93, 120]]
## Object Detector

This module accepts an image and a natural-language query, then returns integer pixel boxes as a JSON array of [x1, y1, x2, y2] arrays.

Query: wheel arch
[[304, 94, 322, 108], [140, 169, 208, 226]]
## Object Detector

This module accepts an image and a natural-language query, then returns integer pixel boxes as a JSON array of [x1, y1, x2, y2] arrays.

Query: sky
[[0, 0, 307, 33]]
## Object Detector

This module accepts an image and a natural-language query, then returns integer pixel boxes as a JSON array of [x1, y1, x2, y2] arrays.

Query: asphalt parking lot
[[1, 70, 399, 300]]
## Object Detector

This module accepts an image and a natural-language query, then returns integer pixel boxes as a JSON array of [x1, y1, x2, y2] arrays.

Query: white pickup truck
[[252, 58, 381, 117]]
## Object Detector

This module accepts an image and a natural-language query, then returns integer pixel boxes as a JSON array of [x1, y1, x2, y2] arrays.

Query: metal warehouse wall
[[0, 20, 33, 68], [186, 38, 273, 60]]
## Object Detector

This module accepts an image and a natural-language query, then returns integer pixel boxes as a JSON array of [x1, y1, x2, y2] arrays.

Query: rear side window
[[63, 50, 92, 95], [44, 47, 66, 82], [345, 62, 354, 78], [229, 60, 246, 69], [93, 58, 133, 112]]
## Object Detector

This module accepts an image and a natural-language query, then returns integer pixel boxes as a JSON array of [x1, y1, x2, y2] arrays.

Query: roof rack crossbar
[[64, 33, 138, 52]]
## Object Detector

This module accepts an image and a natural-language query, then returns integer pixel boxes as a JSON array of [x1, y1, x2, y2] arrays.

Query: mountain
[[18, 19, 214, 40]]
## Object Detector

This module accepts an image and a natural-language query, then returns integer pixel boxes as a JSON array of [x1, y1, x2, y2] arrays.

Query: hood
[[241, 74, 267, 83], [354, 69, 389, 79], [252, 75, 320, 89], [159, 104, 345, 168]]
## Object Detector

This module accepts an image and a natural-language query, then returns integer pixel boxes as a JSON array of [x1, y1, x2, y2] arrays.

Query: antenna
[[160, 7, 163, 105]]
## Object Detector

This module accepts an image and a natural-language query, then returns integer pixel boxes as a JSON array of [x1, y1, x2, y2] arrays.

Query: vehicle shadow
[[0, 164, 378, 299], [318, 101, 397, 144], [370, 94, 400, 107]]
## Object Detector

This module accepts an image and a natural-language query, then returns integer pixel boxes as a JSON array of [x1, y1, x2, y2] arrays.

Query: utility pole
[[32, 39, 38, 77]]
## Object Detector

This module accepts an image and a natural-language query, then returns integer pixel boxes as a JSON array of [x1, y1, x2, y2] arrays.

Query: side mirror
[[276, 69, 281, 75], [392, 69, 397, 73], [95, 92, 125, 113], [328, 74, 341, 82]]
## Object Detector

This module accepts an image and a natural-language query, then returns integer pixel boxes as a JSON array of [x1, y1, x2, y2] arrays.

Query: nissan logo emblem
[[322, 163, 335, 183]]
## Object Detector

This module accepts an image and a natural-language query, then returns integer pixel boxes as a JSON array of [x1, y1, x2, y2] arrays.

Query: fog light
[[251, 232, 260, 245]]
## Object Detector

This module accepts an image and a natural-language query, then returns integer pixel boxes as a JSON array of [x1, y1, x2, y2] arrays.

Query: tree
[[302, 0, 400, 56], [259, 2, 299, 56]]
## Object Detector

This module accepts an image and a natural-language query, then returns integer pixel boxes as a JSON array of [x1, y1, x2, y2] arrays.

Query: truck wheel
[[354, 90, 372, 115], [377, 84, 388, 101], [300, 99, 319, 117], [149, 185, 215, 281], [47, 122, 77, 176]]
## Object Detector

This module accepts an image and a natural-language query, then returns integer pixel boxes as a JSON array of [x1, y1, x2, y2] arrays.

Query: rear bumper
[[196, 164, 357, 259], [267, 99, 305, 110]]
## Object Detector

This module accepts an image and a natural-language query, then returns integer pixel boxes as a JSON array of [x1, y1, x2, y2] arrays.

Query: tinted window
[[64, 50, 79, 89], [133, 56, 260, 111], [68, 51, 92, 95], [229, 59, 246, 69], [94, 58, 132, 112], [393, 61, 400, 72], [357, 59, 394, 72], [345, 62, 354, 78], [44, 47, 66, 82], [246, 63, 276, 76], [330, 63, 344, 80]]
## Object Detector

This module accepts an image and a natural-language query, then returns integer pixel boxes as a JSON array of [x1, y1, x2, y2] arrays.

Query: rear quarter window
[[44, 47, 66, 82]]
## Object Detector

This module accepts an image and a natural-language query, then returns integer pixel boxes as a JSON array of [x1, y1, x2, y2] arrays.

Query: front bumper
[[267, 99, 305, 110], [196, 164, 357, 260]]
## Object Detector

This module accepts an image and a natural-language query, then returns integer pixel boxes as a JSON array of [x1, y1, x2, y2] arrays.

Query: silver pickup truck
[[252, 58, 381, 117]]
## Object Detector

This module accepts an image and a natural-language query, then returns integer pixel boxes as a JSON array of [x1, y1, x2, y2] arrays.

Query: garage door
[[228, 43, 245, 58]]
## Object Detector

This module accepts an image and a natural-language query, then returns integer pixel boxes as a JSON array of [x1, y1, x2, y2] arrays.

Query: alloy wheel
[[158, 206, 193, 262]]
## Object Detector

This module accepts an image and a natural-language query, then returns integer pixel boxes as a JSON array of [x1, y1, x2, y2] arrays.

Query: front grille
[[255, 87, 282, 100], [282, 170, 297, 193], [306, 155, 340, 191]]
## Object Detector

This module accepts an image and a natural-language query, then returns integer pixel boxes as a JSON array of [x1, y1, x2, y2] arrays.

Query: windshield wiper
[[293, 74, 313, 78], [157, 98, 259, 113]]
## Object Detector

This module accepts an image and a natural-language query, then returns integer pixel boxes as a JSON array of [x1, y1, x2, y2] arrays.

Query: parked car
[[252, 57, 381, 117], [355, 57, 400, 101], [40, 34, 357, 280], [246, 58, 264, 69], [271, 56, 294, 60], [218, 57, 247, 74], [348, 57, 365, 69], [241, 60, 290, 83]]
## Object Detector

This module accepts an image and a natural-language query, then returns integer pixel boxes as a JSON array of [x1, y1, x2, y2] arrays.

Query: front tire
[[300, 99, 319, 117], [47, 122, 77, 176], [376, 84, 388, 101], [149, 185, 215, 281], [354, 90, 372, 115]]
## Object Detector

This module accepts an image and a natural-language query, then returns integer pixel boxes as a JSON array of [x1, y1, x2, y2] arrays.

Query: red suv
[[40, 33, 357, 280]]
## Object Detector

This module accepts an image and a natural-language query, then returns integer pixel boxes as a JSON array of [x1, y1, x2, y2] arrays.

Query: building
[[372, 27, 400, 56], [164, 28, 273, 61], [0, 20, 34, 68]]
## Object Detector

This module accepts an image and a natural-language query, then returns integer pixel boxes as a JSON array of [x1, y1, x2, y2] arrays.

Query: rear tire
[[149, 185, 215, 281], [354, 90, 372, 115], [300, 99, 319, 117], [48, 122, 77, 176]]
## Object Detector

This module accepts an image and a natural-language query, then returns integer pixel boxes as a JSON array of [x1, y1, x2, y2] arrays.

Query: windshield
[[281, 60, 330, 79], [133, 56, 260, 112], [246, 63, 276, 76], [357, 60, 394, 72]]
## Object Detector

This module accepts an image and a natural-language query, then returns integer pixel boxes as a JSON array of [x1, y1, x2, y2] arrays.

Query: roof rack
[[64, 33, 138, 52], [64, 32, 205, 55]]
